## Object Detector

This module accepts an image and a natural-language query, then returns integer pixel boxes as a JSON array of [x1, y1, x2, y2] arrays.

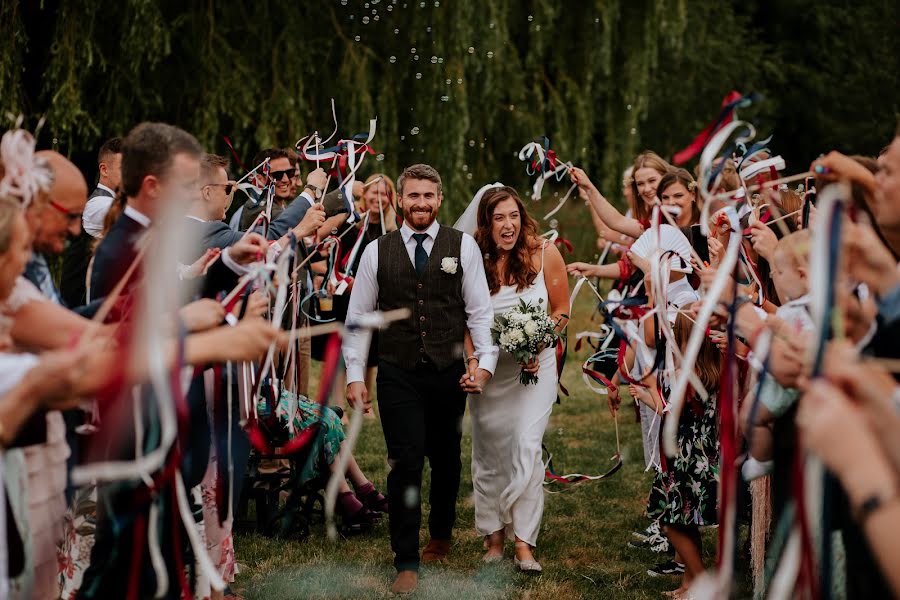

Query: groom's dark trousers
[[377, 359, 467, 572]]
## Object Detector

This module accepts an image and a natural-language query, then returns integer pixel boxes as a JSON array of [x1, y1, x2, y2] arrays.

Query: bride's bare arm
[[542, 242, 570, 332]]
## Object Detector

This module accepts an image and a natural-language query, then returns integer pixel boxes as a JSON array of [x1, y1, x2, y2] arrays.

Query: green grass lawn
[[233, 293, 748, 599]]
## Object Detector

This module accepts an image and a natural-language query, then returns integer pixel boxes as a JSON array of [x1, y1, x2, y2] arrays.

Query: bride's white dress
[[470, 246, 556, 546]]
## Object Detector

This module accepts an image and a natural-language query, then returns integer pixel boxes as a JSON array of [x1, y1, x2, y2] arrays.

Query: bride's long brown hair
[[475, 186, 541, 294]]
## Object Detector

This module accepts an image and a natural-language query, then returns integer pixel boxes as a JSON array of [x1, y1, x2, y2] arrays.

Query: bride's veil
[[452, 182, 504, 236]]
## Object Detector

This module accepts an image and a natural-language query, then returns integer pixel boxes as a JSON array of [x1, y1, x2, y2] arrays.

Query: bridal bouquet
[[491, 299, 561, 386]]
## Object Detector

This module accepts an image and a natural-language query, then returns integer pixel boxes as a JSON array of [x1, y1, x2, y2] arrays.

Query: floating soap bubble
[[400, 135, 406, 141], [394, 27, 399, 33], [411, 127, 420, 135], [462, 164, 468, 172], [466, 173, 473, 179], [376, 153, 385, 161], [486, 51, 494, 58], [389, 55, 397, 63], [468, 140, 475, 147], [430, 56, 437, 63], [437, 57, 444, 63], [467, 46, 475, 54], [426, 26, 432, 32], [419, 1, 425, 6], [410, 47, 417, 53], [456, 78, 463, 84], [387, 4, 393, 10], [434, 0, 440, 5], [354, 35, 361, 41], [549, 219, 559, 229], [630, 128, 637, 135], [535, 25, 541, 31], [413, 55, 420, 61], [340, 0, 347, 4], [527, 15, 533, 21], [489, 22, 495, 29], [364, 2, 369, 7], [374, 15, 380, 20], [445, 78, 451, 85], [440, 95, 449, 102], [626, 104, 632, 111], [362, 16, 370, 23], [509, 104, 515, 110], [415, 72, 422, 79]]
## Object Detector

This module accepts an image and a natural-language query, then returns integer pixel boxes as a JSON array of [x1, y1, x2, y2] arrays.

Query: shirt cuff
[[475, 348, 499, 375], [221, 248, 251, 276], [345, 364, 365, 385]]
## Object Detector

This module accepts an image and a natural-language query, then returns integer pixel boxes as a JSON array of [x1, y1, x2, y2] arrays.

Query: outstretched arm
[[570, 167, 645, 239]]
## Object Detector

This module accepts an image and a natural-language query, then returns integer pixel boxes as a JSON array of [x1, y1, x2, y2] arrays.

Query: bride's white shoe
[[514, 542, 542, 573]]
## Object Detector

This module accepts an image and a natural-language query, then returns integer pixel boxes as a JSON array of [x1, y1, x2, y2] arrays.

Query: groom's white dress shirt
[[343, 220, 499, 385]]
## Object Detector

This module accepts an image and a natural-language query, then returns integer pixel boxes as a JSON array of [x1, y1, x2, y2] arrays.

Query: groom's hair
[[398, 164, 442, 196]]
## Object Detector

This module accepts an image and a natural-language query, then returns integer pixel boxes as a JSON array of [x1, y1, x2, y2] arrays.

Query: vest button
[[419, 316, 426, 322], [418, 300, 424, 305], [421, 331, 427, 337], [417, 283, 423, 289], [419, 347, 425, 353]]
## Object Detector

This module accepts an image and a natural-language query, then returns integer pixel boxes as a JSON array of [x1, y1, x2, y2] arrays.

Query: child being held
[[742, 230, 814, 481]]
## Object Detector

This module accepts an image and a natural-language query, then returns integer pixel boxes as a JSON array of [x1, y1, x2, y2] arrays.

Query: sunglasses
[[205, 182, 236, 195], [48, 199, 83, 224], [269, 168, 297, 182]]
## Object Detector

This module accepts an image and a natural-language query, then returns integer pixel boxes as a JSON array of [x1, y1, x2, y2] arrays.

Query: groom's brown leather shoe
[[422, 538, 451, 563], [391, 570, 418, 595]]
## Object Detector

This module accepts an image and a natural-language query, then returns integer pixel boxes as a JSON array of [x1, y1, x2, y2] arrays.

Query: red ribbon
[[673, 91, 743, 165]]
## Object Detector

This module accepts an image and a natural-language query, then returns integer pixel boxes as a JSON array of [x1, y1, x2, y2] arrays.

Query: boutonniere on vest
[[440, 256, 459, 274]]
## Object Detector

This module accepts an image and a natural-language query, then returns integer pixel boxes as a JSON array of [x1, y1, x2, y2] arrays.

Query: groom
[[344, 164, 497, 595]]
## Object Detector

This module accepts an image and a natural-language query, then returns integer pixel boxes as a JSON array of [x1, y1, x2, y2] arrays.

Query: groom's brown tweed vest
[[377, 225, 466, 370]]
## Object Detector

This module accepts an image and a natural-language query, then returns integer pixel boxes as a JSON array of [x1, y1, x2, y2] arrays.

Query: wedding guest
[[60, 137, 122, 306]]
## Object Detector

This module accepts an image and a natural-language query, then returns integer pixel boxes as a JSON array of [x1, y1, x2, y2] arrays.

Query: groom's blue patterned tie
[[412, 233, 428, 276]]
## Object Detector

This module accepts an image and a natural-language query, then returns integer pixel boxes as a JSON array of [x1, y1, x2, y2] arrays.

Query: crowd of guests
[[0, 112, 899, 600]]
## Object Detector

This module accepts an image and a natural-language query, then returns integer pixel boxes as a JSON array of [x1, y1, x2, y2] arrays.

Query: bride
[[456, 185, 569, 572]]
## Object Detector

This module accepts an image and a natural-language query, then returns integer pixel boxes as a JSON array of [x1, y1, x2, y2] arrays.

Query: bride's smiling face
[[490, 197, 521, 252]]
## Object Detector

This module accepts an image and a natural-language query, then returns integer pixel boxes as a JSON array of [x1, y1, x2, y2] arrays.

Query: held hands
[[459, 365, 492, 394], [346, 381, 371, 415]]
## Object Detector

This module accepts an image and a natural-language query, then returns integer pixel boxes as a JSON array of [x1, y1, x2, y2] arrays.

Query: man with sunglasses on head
[[238, 148, 309, 231], [185, 153, 327, 255]]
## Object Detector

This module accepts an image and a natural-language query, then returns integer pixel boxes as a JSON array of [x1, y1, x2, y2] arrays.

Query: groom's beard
[[406, 206, 437, 231]]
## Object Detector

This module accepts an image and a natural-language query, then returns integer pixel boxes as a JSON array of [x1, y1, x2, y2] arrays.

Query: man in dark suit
[[80, 123, 268, 600], [59, 137, 122, 306]]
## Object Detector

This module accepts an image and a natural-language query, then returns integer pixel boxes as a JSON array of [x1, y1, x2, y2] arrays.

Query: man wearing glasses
[[22, 151, 95, 313], [184, 153, 327, 258], [237, 148, 308, 231]]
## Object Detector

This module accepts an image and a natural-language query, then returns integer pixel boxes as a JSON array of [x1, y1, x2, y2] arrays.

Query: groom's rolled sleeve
[[460, 234, 499, 374], [343, 242, 380, 384]]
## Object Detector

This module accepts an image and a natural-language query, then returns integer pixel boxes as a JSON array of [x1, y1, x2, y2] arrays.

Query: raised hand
[[748, 221, 777, 262], [183, 248, 221, 279], [230, 232, 268, 265], [295, 203, 326, 238], [305, 167, 328, 196]]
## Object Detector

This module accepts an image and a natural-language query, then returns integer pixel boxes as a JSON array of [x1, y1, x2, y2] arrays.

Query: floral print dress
[[647, 391, 719, 526]]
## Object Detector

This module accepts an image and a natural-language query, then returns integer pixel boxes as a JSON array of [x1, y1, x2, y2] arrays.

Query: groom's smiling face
[[400, 179, 442, 231]]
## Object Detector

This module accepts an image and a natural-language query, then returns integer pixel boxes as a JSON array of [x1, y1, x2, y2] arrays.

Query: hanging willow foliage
[[3, 0, 898, 249]]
